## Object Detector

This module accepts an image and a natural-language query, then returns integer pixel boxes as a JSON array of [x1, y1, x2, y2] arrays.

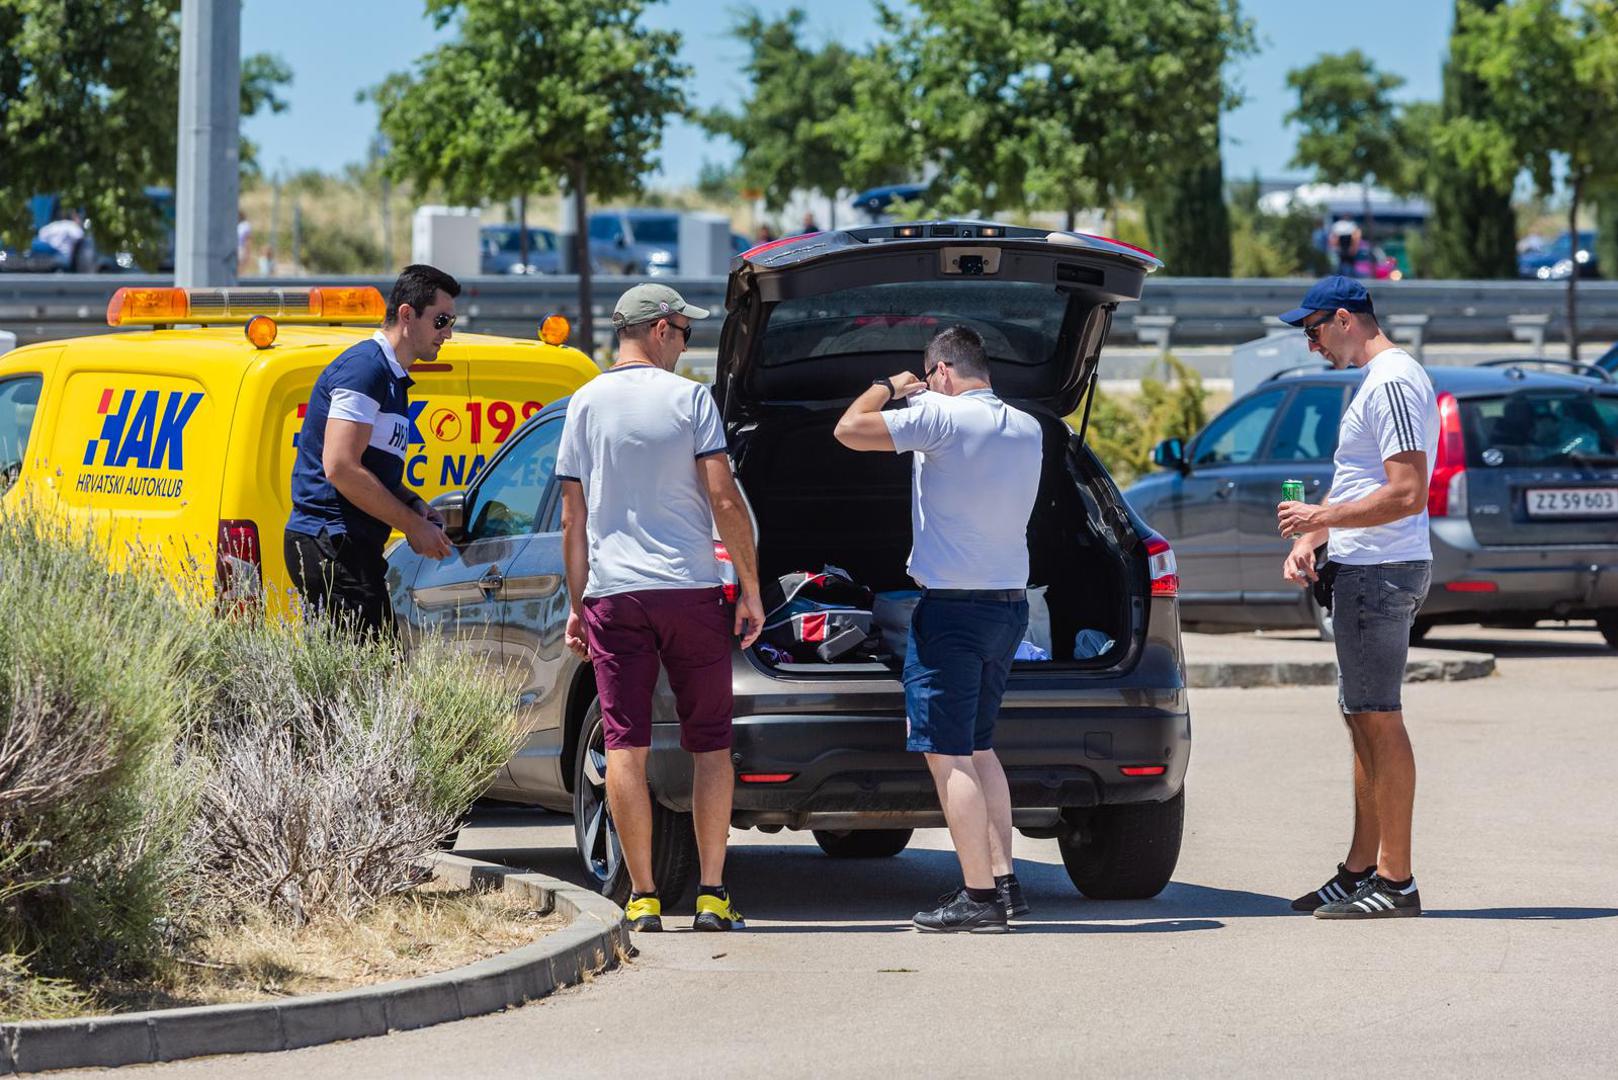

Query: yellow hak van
[[0, 285, 597, 610]]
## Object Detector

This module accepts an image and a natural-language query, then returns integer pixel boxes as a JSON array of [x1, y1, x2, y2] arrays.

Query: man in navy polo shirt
[[286, 264, 458, 634]]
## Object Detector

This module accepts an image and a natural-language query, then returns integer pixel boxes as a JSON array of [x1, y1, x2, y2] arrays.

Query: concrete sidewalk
[[1183, 628, 1495, 688]]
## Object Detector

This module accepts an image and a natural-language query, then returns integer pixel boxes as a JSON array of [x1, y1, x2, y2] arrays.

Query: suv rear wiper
[[1567, 451, 1618, 466]]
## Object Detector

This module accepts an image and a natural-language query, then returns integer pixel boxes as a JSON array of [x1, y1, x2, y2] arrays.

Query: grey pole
[[174, 0, 241, 288]]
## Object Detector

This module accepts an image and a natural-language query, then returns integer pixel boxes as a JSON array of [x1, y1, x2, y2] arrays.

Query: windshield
[[629, 216, 680, 244], [1462, 392, 1618, 466], [761, 281, 1070, 368], [496, 228, 554, 254]]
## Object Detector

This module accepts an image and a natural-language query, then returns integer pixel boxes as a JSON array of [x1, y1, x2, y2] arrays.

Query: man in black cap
[[1274, 275, 1439, 920]]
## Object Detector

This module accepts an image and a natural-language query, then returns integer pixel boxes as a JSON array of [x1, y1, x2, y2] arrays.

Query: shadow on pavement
[[1425, 907, 1618, 920], [1424, 630, 1613, 660]]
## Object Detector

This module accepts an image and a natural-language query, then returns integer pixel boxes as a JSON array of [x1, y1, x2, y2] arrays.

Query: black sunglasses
[[1302, 313, 1332, 342], [668, 319, 693, 343], [925, 360, 950, 381], [431, 312, 456, 330]]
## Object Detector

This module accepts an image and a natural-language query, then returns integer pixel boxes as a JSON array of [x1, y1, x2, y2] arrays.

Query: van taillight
[[216, 519, 263, 612], [1428, 392, 1467, 517], [714, 541, 737, 602], [1143, 532, 1179, 597]]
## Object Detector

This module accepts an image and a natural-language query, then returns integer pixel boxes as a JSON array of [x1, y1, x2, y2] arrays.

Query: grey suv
[[389, 222, 1192, 905], [1125, 363, 1618, 647]]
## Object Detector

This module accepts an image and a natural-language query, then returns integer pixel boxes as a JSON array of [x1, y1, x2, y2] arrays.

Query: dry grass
[[6, 884, 563, 1020]]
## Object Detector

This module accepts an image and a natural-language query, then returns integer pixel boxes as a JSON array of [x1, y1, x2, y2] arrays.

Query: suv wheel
[[572, 700, 697, 907], [1597, 611, 1618, 650], [1058, 789, 1184, 899], [812, 828, 913, 858]]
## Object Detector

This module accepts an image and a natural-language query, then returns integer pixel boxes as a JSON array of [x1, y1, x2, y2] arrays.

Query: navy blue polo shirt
[[287, 331, 414, 554]]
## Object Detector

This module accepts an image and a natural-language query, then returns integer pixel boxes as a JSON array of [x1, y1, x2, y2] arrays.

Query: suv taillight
[[1143, 532, 1179, 597], [714, 541, 737, 603], [1428, 392, 1467, 517], [216, 519, 263, 613]]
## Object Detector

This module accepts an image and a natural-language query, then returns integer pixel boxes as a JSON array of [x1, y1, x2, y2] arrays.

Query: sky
[[241, 0, 1455, 191]]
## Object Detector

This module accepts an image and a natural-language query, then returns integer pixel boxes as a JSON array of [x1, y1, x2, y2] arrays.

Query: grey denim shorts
[[1330, 560, 1432, 714]]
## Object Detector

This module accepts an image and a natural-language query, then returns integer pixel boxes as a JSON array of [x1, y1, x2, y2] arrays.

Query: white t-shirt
[[1327, 348, 1440, 564], [555, 365, 727, 598], [881, 388, 1043, 590]]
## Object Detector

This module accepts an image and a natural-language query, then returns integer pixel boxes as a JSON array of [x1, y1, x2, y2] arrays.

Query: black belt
[[922, 588, 1026, 601]]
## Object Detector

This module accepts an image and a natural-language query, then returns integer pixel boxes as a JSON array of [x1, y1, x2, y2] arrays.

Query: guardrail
[[5, 272, 1618, 351]]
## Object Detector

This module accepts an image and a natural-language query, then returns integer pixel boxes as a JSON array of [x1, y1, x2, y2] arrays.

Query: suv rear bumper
[[1428, 520, 1618, 618], [644, 703, 1190, 822]]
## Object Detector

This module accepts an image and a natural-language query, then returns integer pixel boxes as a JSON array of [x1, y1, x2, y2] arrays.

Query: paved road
[[65, 626, 1618, 1079]]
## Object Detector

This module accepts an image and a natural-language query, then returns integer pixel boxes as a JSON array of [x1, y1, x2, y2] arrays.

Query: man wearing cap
[[556, 284, 765, 933], [1275, 276, 1439, 920]]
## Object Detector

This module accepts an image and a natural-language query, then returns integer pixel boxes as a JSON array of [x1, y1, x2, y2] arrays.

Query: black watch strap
[[873, 376, 896, 401]]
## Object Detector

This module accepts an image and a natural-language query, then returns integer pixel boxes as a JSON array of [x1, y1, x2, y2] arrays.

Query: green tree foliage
[[1082, 356, 1208, 487], [1143, 112, 1232, 276], [1447, 0, 1618, 358], [1426, 0, 1517, 280], [372, 0, 689, 351], [1227, 177, 1331, 278], [847, 0, 1254, 225], [701, 8, 871, 219], [0, 1, 290, 262]]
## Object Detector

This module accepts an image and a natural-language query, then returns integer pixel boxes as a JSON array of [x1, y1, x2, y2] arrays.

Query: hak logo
[[83, 388, 204, 470]]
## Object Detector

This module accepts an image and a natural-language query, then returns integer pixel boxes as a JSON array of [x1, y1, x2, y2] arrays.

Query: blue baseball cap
[[1279, 275, 1376, 326]]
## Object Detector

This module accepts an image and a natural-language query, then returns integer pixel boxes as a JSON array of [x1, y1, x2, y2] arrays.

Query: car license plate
[[1526, 487, 1618, 517]]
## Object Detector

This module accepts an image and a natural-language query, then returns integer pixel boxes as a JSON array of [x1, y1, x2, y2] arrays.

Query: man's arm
[[1278, 451, 1428, 537], [833, 371, 925, 452], [561, 480, 590, 658], [323, 418, 450, 557], [700, 456, 764, 649]]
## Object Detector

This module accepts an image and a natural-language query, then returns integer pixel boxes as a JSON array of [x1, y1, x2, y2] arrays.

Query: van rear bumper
[[1427, 525, 1618, 617]]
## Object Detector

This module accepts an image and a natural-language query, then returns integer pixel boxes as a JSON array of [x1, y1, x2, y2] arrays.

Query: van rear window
[[1461, 392, 1618, 466], [761, 281, 1069, 368]]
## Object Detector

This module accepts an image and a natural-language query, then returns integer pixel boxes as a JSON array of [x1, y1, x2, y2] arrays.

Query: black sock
[[698, 884, 728, 901], [630, 890, 659, 902], [1383, 875, 1414, 890], [964, 885, 997, 903], [994, 873, 1018, 888]]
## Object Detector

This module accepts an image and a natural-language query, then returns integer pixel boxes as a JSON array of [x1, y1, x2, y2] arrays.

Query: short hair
[[924, 324, 990, 381], [616, 319, 659, 343], [1352, 310, 1381, 332], [385, 264, 461, 325]]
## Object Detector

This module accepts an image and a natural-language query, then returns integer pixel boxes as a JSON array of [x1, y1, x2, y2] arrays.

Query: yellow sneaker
[[693, 891, 745, 931], [624, 895, 662, 932]]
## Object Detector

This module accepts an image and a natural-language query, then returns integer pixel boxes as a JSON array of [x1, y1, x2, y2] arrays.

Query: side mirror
[[432, 490, 467, 544], [1152, 437, 1188, 472]]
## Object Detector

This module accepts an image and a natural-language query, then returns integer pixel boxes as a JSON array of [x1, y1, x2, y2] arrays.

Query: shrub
[[1083, 355, 1209, 488]]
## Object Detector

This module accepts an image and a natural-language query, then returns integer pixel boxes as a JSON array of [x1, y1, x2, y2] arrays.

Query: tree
[[700, 8, 867, 224], [0, 1, 290, 265], [844, 0, 1254, 241], [373, 0, 689, 353], [1447, 0, 1618, 359], [1144, 110, 1232, 276], [1285, 50, 1410, 248], [1426, 0, 1517, 280]]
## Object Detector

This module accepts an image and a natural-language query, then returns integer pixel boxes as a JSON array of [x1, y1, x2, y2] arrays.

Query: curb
[[1, 853, 627, 1075], [1186, 648, 1495, 689]]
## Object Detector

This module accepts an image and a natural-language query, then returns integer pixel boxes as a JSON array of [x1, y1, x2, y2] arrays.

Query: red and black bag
[[759, 566, 877, 662]]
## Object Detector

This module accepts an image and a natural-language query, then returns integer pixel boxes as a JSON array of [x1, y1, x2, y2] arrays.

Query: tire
[[812, 828, 914, 859], [572, 700, 697, 907], [1058, 789, 1184, 900], [1597, 612, 1618, 651], [1311, 598, 1335, 642]]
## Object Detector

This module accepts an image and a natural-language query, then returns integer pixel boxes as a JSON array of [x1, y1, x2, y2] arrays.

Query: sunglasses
[[1302, 313, 1332, 342], [430, 312, 456, 331], [924, 360, 950, 382], [668, 320, 693, 343]]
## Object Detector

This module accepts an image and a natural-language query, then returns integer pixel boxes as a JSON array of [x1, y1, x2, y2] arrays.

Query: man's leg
[[972, 750, 1015, 879], [1348, 710, 1416, 881], [690, 748, 733, 886], [924, 752, 995, 890], [1343, 712, 1381, 873], [605, 745, 656, 893], [581, 595, 661, 896]]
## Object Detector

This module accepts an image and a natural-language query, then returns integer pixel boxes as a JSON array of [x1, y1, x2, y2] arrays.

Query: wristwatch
[[872, 376, 896, 401]]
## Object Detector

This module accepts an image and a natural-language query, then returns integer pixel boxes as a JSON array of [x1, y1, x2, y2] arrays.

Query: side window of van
[[465, 418, 563, 540], [0, 376, 43, 491]]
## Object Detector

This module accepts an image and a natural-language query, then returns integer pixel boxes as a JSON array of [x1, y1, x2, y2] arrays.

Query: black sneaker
[[913, 889, 1009, 934], [1314, 874, 1422, 920], [998, 877, 1030, 918], [1292, 863, 1376, 912]]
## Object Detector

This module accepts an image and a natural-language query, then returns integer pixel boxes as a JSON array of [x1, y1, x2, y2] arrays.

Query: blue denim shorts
[[902, 593, 1029, 756], [1330, 560, 1431, 714]]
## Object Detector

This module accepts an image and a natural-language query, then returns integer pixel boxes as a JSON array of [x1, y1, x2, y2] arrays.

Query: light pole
[[174, 0, 241, 287]]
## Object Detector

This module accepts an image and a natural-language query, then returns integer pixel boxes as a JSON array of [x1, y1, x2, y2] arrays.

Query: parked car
[[388, 220, 1192, 906], [850, 183, 929, 222], [1125, 363, 1618, 647], [1518, 230, 1599, 281], [480, 224, 565, 275], [587, 209, 682, 274], [0, 189, 173, 274]]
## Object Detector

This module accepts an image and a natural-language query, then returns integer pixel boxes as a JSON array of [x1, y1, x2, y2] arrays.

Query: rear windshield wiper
[[1567, 451, 1618, 466]]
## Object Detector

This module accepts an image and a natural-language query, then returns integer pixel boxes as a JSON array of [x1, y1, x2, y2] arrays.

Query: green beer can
[[1282, 478, 1306, 537]]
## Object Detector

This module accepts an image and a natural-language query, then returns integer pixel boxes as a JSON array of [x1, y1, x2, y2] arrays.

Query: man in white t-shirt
[[1275, 276, 1439, 920], [556, 284, 763, 934], [834, 325, 1043, 933]]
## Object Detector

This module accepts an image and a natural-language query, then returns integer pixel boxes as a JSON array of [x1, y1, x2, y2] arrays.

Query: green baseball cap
[[610, 283, 711, 329]]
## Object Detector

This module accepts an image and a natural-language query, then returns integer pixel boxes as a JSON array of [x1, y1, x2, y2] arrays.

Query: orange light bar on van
[[540, 314, 571, 346], [106, 286, 385, 327]]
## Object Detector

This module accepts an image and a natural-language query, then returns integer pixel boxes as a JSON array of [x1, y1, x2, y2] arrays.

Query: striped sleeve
[[1374, 377, 1427, 461]]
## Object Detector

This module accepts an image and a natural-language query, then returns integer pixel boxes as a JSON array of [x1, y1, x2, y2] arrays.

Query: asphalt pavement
[[57, 625, 1618, 1079]]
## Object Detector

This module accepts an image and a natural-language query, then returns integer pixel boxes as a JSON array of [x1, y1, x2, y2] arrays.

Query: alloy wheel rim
[[577, 719, 621, 885]]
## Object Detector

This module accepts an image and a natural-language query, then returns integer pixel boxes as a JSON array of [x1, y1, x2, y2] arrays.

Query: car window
[[465, 418, 563, 540], [1267, 385, 1345, 461], [588, 216, 622, 242], [1462, 392, 1618, 466], [1191, 388, 1285, 466], [0, 376, 43, 491], [629, 216, 680, 245]]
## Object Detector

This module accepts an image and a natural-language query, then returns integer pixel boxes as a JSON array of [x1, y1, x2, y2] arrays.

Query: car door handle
[[477, 567, 505, 596], [1214, 481, 1236, 498]]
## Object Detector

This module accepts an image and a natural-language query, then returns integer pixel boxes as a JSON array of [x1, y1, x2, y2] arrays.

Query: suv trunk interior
[[730, 402, 1137, 670]]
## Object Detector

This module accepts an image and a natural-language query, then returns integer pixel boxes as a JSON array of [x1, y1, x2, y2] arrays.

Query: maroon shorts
[[581, 586, 734, 753]]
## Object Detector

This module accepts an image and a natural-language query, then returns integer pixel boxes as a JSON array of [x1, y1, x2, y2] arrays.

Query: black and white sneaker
[[1292, 863, 1376, 912], [913, 889, 1009, 933], [1314, 874, 1422, 920]]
